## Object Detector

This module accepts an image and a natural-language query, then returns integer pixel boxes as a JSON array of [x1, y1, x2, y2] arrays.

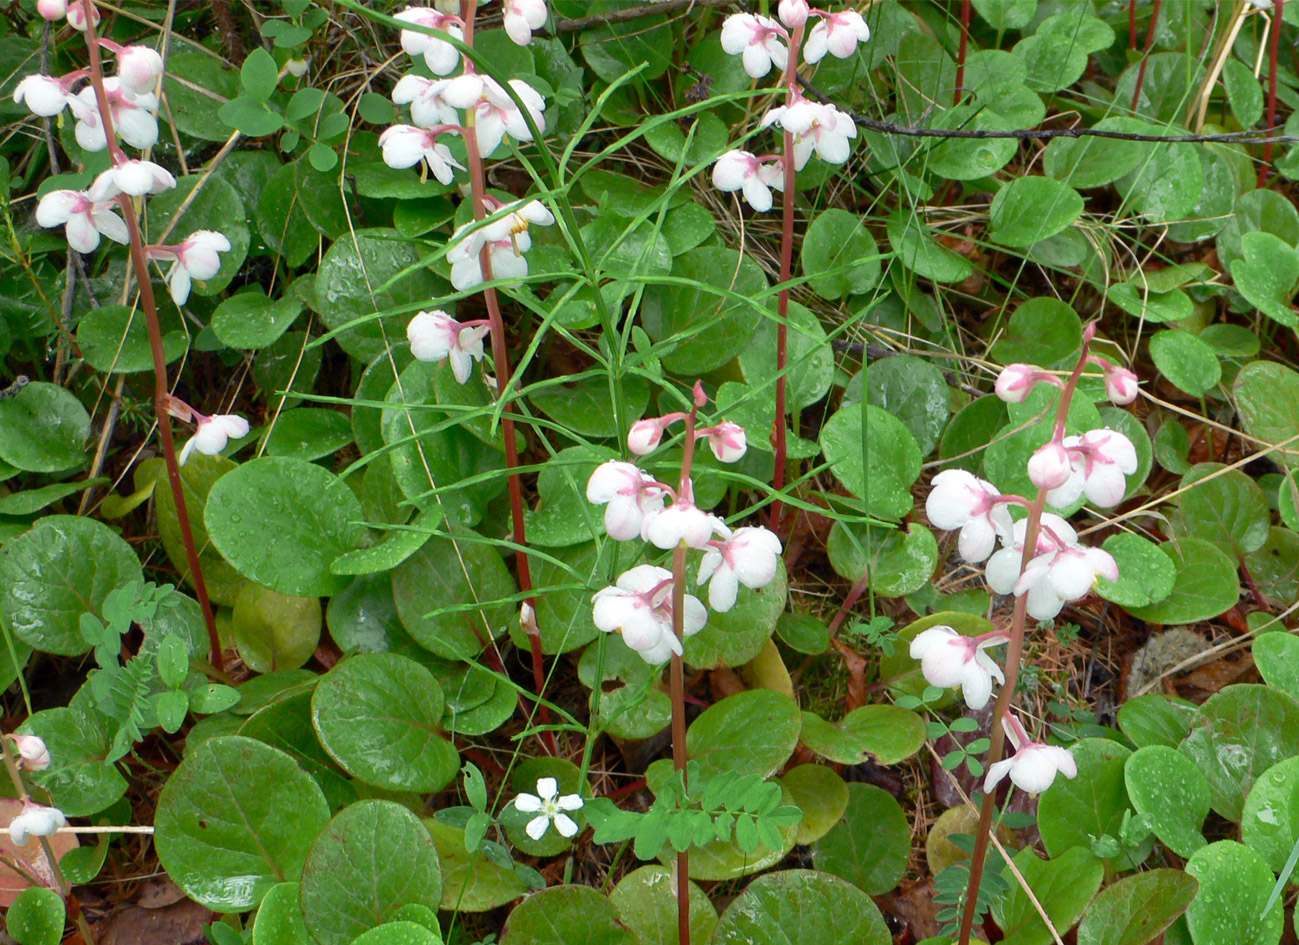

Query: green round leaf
[[991, 847, 1103, 945], [1125, 538, 1240, 625], [865, 355, 951, 456], [18, 689, 126, 816], [801, 208, 882, 299], [350, 922, 442, 945], [1095, 533, 1177, 609], [990, 297, 1083, 366], [1230, 232, 1299, 328], [231, 584, 322, 674], [710, 869, 890, 945], [686, 689, 801, 781], [1184, 841, 1285, 945], [0, 515, 142, 656], [76, 304, 187, 373], [800, 705, 925, 766], [311, 653, 459, 793], [1254, 632, 1299, 700], [826, 521, 937, 597], [1039, 738, 1149, 870], [812, 783, 910, 896], [528, 374, 650, 440], [206, 457, 366, 598], [1149, 330, 1221, 396], [5, 887, 64, 945], [252, 882, 310, 945], [989, 176, 1084, 247], [0, 382, 89, 472], [781, 764, 849, 845], [263, 409, 354, 462], [155, 735, 330, 911], [1117, 693, 1196, 750], [425, 818, 528, 912], [738, 300, 835, 414], [1241, 755, 1299, 874], [300, 800, 442, 945], [1180, 684, 1299, 822], [609, 865, 717, 945], [238, 690, 356, 814], [213, 291, 304, 351], [1235, 360, 1299, 471], [820, 401, 922, 521], [500, 885, 639, 945], [1075, 869, 1199, 945], [1124, 745, 1210, 857]]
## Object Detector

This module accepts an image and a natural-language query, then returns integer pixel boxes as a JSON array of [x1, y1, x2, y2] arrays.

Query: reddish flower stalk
[[771, 21, 805, 535], [955, 0, 971, 106], [1129, 0, 1138, 50], [459, 0, 553, 754], [1130, 0, 1162, 111], [1260, 0, 1285, 188], [81, 4, 223, 671], [957, 328, 1098, 945]]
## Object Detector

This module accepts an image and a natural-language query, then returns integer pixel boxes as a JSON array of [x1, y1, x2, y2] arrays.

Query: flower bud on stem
[[81, 2, 223, 671], [957, 325, 1097, 945]]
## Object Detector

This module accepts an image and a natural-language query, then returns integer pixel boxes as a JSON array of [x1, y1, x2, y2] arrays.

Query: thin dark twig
[[549, 0, 732, 33]]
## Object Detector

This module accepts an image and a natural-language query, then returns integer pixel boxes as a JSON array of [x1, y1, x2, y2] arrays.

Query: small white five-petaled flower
[[514, 777, 583, 840], [909, 626, 1009, 710], [984, 715, 1078, 795], [8, 801, 66, 847]]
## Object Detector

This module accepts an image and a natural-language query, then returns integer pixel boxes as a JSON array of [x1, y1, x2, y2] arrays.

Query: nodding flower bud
[[700, 421, 747, 463], [37, 0, 67, 21], [10, 735, 50, 771], [1027, 440, 1072, 491], [627, 419, 665, 456], [777, 0, 810, 28], [1104, 365, 1139, 405], [994, 363, 1056, 403]]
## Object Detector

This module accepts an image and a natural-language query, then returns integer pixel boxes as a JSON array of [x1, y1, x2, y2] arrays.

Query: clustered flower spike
[[513, 777, 583, 840]]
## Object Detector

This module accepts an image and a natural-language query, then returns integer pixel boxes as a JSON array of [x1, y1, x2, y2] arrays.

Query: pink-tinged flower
[[88, 159, 176, 201], [761, 99, 857, 169], [1028, 440, 1072, 491], [68, 78, 158, 151], [711, 150, 784, 213], [148, 231, 231, 304], [406, 310, 489, 384], [35, 189, 129, 254], [1046, 428, 1138, 509], [627, 418, 666, 456], [925, 469, 1014, 563], [514, 777, 582, 840], [720, 13, 788, 78], [37, 0, 67, 20], [65, 0, 99, 30], [1104, 365, 1139, 405], [909, 626, 1010, 710], [378, 124, 464, 184], [12, 74, 68, 117], [392, 75, 458, 128], [442, 75, 546, 157], [8, 801, 66, 847], [179, 413, 250, 465], [10, 735, 50, 772], [698, 524, 782, 612], [592, 565, 706, 665], [446, 199, 553, 292], [1013, 536, 1118, 621], [393, 7, 463, 75], [700, 421, 747, 463], [586, 460, 667, 541], [984, 715, 1078, 795], [803, 10, 871, 63], [503, 0, 547, 46], [116, 45, 164, 97], [994, 363, 1061, 403], [641, 497, 720, 551], [778, 0, 810, 29], [984, 513, 1076, 596]]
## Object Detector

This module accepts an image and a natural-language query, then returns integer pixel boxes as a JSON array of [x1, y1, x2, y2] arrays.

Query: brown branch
[[550, 0, 733, 34]]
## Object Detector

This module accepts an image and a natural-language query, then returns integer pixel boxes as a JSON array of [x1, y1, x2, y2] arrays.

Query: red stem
[[1129, 0, 1137, 50], [1260, 0, 1285, 188], [771, 22, 804, 535], [459, 2, 553, 756], [955, 0, 970, 106], [1130, 0, 1162, 112], [81, 5, 223, 671]]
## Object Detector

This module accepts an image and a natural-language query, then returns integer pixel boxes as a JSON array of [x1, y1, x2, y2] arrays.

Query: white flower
[[10, 735, 50, 772], [984, 716, 1078, 795], [1246, 0, 1274, 8], [88, 159, 176, 201], [909, 626, 1009, 710], [116, 45, 164, 97], [1103, 366, 1139, 406], [925, 469, 1014, 563], [379, 124, 464, 184], [711, 150, 784, 213], [641, 498, 720, 551], [701, 420, 747, 463], [1014, 538, 1118, 621], [984, 513, 1076, 596], [761, 99, 857, 169], [69, 78, 158, 151], [392, 75, 458, 128], [442, 75, 546, 157], [1046, 429, 1138, 509], [286, 58, 309, 78], [65, 0, 99, 30], [503, 0, 547, 46], [585, 460, 667, 541], [1028, 440, 1072, 491], [778, 0, 809, 29], [37, 0, 67, 20], [149, 231, 231, 304], [8, 803, 65, 847], [35, 189, 129, 254], [720, 13, 788, 78], [803, 10, 871, 63], [406, 310, 489, 384], [179, 414, 249, 465], [514, 777, 583, 840], [994, 363, 1053, 403], [627, 418, 665, 455], [592, 565, 706, 664], [393, 7, 463, 75], [12, 74, 68, 117], [698, 524, 782, 612], [446, 200, 553, 292]]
